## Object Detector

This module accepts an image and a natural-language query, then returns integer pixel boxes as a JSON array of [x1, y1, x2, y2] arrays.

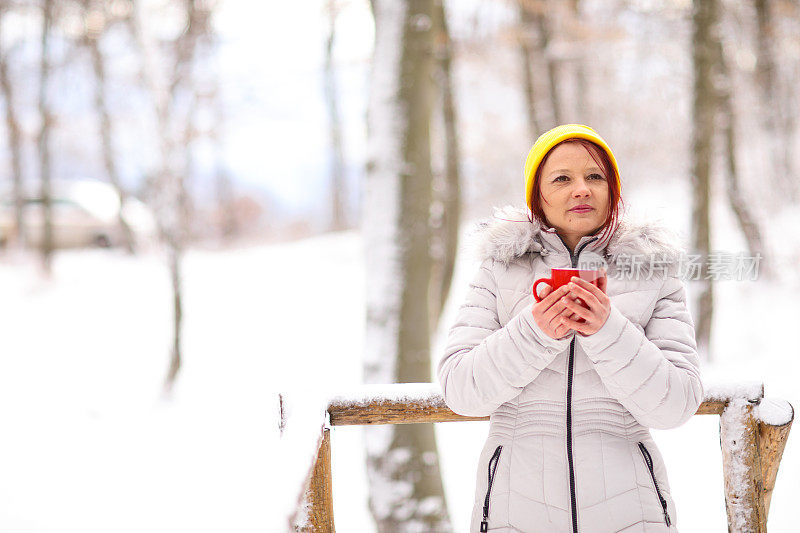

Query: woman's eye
[[588, 173, 605, 180], [554, 175, 569, 182]]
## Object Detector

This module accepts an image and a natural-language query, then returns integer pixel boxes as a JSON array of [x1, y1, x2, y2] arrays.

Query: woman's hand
[[559, 275, 610, 336], [532, 284, 577, 340]]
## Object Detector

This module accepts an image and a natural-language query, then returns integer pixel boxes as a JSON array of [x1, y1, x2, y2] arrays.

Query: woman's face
[[538, 142, 610, 242]]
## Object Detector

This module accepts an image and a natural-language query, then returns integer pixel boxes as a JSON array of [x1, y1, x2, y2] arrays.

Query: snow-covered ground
[[1, 190, 797, 532]]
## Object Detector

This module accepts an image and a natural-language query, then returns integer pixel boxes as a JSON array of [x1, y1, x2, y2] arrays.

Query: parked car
[[0, 179, 157, 249]]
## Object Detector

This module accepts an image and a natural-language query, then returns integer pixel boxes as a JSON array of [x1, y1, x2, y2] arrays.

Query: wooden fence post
[[757, 400, 794, 518], [720, 400, 767, 532], [293, 427, 335, 532]]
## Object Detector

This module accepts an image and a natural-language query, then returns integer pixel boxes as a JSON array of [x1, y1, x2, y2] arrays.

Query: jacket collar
[[469, 205, 686, 275], [536, 224, 606, 258]]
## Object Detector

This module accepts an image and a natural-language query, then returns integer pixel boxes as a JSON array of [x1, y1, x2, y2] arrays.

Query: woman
[[438, 124, 703, 532]]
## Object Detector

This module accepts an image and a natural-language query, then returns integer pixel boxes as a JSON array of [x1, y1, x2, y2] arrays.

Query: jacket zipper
[[563, 236, 598, 533], [480, 445, 503, 532], [637, 442, 672, 527], [566, 337, 578, 533]]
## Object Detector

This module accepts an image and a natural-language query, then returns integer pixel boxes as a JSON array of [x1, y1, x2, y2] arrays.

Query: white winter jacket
[[438, 206, 703, 533]]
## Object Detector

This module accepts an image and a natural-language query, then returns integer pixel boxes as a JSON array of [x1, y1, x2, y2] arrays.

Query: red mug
[[532, 268, 607, 303]]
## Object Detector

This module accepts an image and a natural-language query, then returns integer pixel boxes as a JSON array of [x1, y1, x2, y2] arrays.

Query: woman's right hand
[[532, 285, 575, 340]]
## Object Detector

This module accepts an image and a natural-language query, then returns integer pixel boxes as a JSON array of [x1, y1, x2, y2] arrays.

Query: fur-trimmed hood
[[468, 205, 686, 274]]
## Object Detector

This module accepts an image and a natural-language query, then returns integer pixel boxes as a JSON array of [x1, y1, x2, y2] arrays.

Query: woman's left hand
[[558, 275, 611, 336]]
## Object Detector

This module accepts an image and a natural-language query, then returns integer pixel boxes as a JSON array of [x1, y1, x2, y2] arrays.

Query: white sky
[[212, 0, 374, 211]]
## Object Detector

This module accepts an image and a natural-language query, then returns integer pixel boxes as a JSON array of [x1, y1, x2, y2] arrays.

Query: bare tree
[[364, 0, 452, 530], [37, 0, 54, 273], [0, 1, 25, 248], [567, 0, 588, 122], [753, 0, 797, 200], [713, 35, 771, 278], [519, 0, 584, 127], [691, 0, 717, 359], [516, 0, 543, 139], [754, 0, 777, 128], [324, 0, 347, 231], [81, 0, 136, 253], [513, 0, 563, 129], [164, 0, 214, 391], [430, 0, 461, 333], [536, 0, 561, 127], [128, 0, 213, 391]]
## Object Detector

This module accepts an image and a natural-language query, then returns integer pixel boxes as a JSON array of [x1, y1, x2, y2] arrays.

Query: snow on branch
[[703, 380, 764, 403], [327, 382, 443, 408]]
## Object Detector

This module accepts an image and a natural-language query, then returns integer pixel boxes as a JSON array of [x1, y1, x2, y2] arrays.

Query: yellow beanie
[[524, 124, 621, 211]]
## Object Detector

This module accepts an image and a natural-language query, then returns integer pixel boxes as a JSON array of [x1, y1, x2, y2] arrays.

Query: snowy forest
[[0, 0, 799, 531]]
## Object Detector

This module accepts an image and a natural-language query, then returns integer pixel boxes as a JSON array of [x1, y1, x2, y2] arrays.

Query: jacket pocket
[[637, 442, 672, 527], [480, 445, 503, 532]]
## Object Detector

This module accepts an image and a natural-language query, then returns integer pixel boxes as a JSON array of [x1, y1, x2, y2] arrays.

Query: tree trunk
[[324, 0, 347, 232], [713, 37, 772, 279], [38, 0, 54, 274], [364, 1, 452, 531], [164, 242, 183, 387], [84, 0, 136, 253], [691, 0, 717, 360], [430, 0, 460, 334], [128, 0, 209, 391], [0, 6, 25, 249], [536, 0, 561, 127], [162, 0, 209, 392], [754, 0, 777, 129], [753, 0, 797, 201], [517, 0, 542, 139], [568, 0, 588, 123]]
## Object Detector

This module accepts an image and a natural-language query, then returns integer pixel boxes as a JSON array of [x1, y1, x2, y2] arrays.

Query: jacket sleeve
[[437, 258, 573, 417], [576, 275, 704, 429]]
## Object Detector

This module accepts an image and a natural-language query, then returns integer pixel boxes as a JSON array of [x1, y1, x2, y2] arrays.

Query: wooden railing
[[285, 382, 793, 532]]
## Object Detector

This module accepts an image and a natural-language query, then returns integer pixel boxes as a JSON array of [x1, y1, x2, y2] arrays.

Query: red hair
[[529, 138, 623, 250]]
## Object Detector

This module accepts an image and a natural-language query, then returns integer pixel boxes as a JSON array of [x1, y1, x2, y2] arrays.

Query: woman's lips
[[569, 206, 593, 213]]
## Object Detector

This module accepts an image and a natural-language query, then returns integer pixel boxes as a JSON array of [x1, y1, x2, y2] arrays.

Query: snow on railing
[[282, 381, 793, 532]]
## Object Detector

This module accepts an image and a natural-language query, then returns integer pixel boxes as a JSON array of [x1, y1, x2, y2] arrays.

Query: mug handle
[[532, 278, 553, 302]]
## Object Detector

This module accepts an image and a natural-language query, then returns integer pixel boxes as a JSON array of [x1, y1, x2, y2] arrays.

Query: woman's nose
[[572, 178, 591, 197]]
